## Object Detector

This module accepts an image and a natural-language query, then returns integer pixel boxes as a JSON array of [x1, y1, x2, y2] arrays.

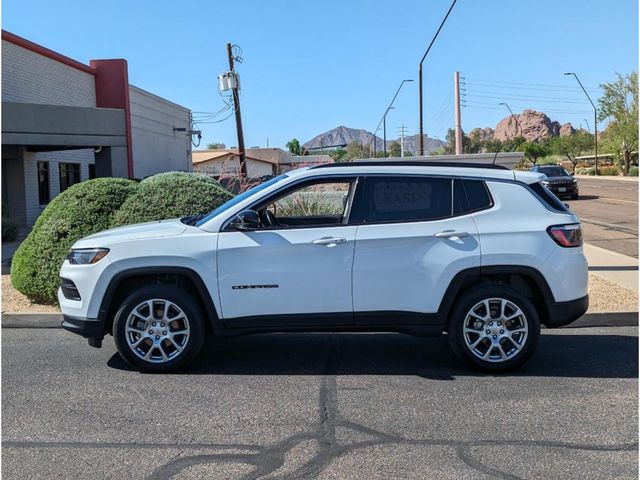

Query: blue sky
[[3, 0, 638, 149]]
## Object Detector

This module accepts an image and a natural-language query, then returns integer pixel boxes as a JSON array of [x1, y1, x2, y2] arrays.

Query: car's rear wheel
[[448, 285, 540, 372], [113, 285, 205, 372]]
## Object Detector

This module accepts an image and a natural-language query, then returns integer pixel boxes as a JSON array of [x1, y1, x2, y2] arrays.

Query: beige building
[[193, 148, 333, 177]]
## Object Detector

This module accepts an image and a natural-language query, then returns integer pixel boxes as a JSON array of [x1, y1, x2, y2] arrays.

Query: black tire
[[113, 285, 206, 372], [448, 285, 540, 372]]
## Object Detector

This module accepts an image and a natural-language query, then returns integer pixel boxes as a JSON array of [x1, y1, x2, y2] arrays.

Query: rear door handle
[[312, 237, 347, 246], [435, 230, 469, 239]]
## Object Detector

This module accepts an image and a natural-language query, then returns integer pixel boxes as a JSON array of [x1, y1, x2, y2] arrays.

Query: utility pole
[[454, 71, 463, 155], [418, 0, 457, 156], [227, 43, 247, 177], [399, 124, 408, 157]]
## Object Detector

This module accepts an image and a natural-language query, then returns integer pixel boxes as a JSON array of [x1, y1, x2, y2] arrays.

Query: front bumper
[[545, 294, 589, 328], [62, 314, 105, 347], [547, 183, 578, 197]]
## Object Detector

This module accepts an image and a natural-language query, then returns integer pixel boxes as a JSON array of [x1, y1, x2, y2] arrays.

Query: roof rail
[[310, 161, 510, 170]]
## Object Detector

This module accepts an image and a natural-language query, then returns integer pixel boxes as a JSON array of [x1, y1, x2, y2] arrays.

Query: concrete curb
[[2, 313, 62, 328], [575, 174, 638, 182], [2, 311, 637, 329]]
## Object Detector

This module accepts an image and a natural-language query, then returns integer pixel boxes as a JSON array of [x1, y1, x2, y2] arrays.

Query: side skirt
[[219, 311, 444, 338]]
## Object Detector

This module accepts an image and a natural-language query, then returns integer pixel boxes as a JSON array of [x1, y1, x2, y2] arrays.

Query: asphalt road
[[566, 177, 638, 258], [2, 328, 638, 479]]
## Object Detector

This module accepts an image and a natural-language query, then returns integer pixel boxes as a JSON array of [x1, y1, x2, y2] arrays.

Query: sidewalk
[[584, 243, 638, 292], [576, 174, 638, 182]]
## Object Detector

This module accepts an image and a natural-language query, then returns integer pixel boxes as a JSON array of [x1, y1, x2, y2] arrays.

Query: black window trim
[[221, 174, 362, 232]]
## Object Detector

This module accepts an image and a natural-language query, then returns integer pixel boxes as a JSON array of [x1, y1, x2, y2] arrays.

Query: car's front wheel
[[448, 285, 540, 372], [113, 285, 205, 372]]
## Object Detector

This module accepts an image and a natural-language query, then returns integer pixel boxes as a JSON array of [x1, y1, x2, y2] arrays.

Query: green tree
[[556, 132, 594, 172], [521, 141, 549, 165], [484, 139, 503, 153], [388, 141, 401, 157], [598, 72, 638, 175], [286, 138, 303, 155], [207, 142, 226, 149]]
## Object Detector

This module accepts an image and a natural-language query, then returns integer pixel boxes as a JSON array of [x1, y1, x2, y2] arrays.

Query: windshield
[[194, 175, 287, 227], [539, 166, 569, 177]]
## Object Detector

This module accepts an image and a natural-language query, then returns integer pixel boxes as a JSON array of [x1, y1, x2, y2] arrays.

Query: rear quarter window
[[529, 182, 569, 212]]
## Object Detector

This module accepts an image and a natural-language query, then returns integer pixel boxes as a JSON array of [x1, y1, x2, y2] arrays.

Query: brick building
[[2, 31, 193, 226]]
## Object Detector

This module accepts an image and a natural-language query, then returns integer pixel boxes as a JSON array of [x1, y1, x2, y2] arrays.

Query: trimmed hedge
[[110, 172, 232, 227], [629, 166, 638, 177], [11, 178, 138, 303]]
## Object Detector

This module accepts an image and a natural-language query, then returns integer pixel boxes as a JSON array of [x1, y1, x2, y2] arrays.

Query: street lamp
[[499, 102, 521, 138], [418, 0, 457, 155], [583, 118, 590, 133], [383, 107, 395, 157], [564, 72, 598, 175], [373, 79, 413, 157]]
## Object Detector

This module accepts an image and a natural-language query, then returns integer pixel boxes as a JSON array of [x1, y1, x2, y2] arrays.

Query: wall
[[2, 40, 96, 107], [129, 85, 191, 179], [2, 39, 97, 226]]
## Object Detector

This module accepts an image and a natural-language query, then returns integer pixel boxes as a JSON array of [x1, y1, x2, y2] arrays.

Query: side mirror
[[570, 172, 575, 176], [230, 210, 261, 231]]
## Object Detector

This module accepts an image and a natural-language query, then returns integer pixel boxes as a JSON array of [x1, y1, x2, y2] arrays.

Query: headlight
[[67, 248, 110, 265], [541, 180, 550, 186]]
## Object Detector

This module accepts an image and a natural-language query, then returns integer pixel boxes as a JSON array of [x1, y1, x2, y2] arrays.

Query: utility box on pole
[[454, 71, 463, 155]]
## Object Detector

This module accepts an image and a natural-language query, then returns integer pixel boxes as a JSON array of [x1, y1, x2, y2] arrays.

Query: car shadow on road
[[107, 331, 638, 380], [567, 195, 599, 201]]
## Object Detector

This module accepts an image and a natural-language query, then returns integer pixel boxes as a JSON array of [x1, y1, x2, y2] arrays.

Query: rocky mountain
[[303, 125, 444, 155], [493, 109, 576, 142]]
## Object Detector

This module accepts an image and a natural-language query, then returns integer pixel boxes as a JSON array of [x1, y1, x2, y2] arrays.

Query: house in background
[[193, 148, 333, 176], [192, 148, 283, 177], [1, 30, 193, 227], [279, 154, 333, 172]]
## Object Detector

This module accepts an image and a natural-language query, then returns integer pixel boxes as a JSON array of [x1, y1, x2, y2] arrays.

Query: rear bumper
[[62, 314, 105, 347], [545, 294, 589, 328]]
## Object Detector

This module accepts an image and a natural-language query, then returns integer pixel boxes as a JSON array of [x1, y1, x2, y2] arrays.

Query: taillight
[[547, 224, 582, 247]]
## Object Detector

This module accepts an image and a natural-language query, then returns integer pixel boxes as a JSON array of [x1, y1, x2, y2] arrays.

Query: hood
[[543, 175, 575, 182], [74, 219, 187, 247]]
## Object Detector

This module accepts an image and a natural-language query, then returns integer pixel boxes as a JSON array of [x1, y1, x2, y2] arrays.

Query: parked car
[[59, 161, 588, 372], [530, 165, 579, 199]]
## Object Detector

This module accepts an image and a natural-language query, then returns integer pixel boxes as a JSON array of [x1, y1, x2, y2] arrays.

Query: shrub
[[11, 178, 138, 303], [111, 172, 233, 227], [598, 165, 621, 176], [628, 166, 638, 177]]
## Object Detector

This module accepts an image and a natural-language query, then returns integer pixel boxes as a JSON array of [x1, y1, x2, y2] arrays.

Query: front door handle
[[312, 237, 347, 246], [435, 230, 469, 239]]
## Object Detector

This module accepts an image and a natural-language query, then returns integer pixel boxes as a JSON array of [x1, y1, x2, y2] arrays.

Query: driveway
[[2, 327, 637, 479]]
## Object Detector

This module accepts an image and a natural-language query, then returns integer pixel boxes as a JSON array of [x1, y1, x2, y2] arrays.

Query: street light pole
[[373, 79, 413, 158], [583, 118, 590, 133], [383, 106, 395, 157], [564, 72, 598, 175], [499, 102, 521, 138], [418, 0, 457, 156]]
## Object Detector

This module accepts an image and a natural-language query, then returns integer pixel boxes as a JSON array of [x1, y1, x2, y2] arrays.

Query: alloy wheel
[[462, 297, 529, 363], [125, 299, 191, 364]]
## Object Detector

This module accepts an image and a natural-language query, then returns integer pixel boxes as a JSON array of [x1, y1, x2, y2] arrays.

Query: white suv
[[59, 162, 588, 372]]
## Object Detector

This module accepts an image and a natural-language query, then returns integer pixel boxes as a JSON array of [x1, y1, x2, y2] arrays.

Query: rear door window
[[360, 176, 453, 223]]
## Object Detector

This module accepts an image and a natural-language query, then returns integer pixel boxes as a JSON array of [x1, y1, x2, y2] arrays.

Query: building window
[[59, 163, 81, 192], [88, 164, 96, 180], [37, 161, 50, 205]]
